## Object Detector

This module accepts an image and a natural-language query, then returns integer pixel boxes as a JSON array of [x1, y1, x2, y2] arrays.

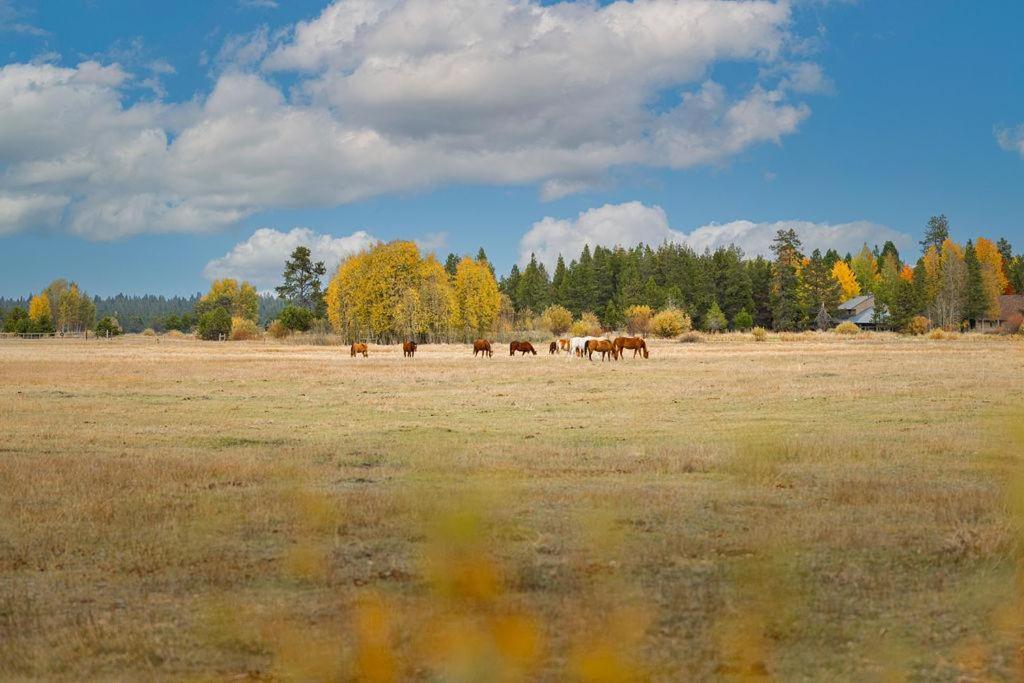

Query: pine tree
[[770, 229, 803, 331], [516, 254, 550, 313], [502, 264, 522, 309], [476, 248, 495, 277], [713, 246, 754, 323], [879, 241, 901, 267], [746, 256, 773, 328], [801, 249, 842, 321], [276, 246, 327, 314], [920, 214, 950, 255], [551, 256, 568, 305], [963, 240, 987, 324], [444, 253, 460, 277]]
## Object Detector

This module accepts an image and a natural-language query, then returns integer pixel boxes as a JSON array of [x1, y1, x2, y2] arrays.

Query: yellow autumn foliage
[[28, 294, 51, 323], [325, 242, 490, 342], [975, 237, 1008, 316], [453, 256, 501, 339], [830, 260, 860, 301], [201, 279, 259, 322]]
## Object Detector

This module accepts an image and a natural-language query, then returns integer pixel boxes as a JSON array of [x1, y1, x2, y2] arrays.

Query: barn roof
[[838, 295, 873, 311]]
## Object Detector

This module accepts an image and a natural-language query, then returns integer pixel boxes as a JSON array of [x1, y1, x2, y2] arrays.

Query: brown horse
[[402, 341, 417, 357], [350, 343, 368, 357], [558, 338, 570, 351], [509, 341, 537, 356], [614, 336, 649, 359], [473, 339, 492, 357], [549, 341, 558, 354], [585, 338, 619, 361]]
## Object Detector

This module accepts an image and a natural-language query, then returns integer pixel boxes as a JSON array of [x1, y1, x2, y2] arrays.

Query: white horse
[[569, 336, 602, 358]]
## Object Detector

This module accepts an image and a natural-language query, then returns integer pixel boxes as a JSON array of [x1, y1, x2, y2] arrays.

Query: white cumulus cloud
[[203, 227, 377, 289], [519, 202, 912, 267], [0, 1, 826, 238]]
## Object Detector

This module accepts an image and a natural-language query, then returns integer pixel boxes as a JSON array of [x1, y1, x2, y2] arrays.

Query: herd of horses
[[349, 336, 649, 361]]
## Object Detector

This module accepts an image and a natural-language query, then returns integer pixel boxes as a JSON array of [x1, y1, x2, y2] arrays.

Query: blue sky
[[1, 0, 1023, 296]]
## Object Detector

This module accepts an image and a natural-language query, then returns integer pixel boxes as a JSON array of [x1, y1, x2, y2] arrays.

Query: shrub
[[141, 328, 156, 336], [95, 317, 123, 337], [165, 329, 187, 339], [278, 305, 314, 332], [540, 305, 573, 336], [651, 307, 691, 338], [570, 312, 602, 337], [300, 319, 342, 346], [906, 315, 931, 335], [196, 307, 232, 340], [702, 302, 727, 333], [929, 328, 956, 340], [623, 305, 653, 336], [752, 326, 768, 342], [230, 316, 261, 341], [834, 321, 860, 335], [267, 320, 290, 339], [733, 309, 754, 332], [679, 331, 703, 343]]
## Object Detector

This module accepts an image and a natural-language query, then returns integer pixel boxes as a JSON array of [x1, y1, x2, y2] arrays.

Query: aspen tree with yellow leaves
[[454, 256, 502, 340], [28, 294, 52, 327], [325, 242, 497, 342], [830, 260, 860, 301], [975, 237, 1008, 317]]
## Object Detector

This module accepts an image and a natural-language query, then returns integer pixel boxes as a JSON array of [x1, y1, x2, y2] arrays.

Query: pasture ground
[[1, 333, 1022, 680]]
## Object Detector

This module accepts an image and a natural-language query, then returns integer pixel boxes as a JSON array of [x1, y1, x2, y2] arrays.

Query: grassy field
[[1, 333, 1022, 680]]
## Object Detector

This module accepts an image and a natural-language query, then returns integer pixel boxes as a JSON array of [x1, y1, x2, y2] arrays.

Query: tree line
[[495, 215, 1023, 333], [0, 289, 286, 335], [3, 214, 1021, 339]]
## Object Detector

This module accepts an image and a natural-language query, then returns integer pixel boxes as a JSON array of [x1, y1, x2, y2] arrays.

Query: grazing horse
[[558, 338, 570, 352], [473, 339, 493, 357], [350, 343, 368, 357], [549, 341, 558, 354], [614, 336, 649, 359], [510, 341, 537, 356], [585, 338, 619, 361], [402, 341, 417, 357], [570, 336, 603, 358]]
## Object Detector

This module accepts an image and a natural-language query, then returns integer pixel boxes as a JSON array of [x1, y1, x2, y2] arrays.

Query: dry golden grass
[[1, 333, 1023, 680]]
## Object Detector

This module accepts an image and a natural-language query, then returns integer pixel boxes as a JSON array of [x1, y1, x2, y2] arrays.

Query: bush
[[570, 311, 602, 337], [165, 330, 187, 339], [702, 302, 727, 333], [540, 305, 573, 336], [267, 320, 290, 339], [230, 316, 261, 341], [906, 315, 931, 335], [196, 307, 232, 340], [141, 328, 156, 336], [651, 307, 691, 338], [95, 317, 123, 337], [834, 321, 860, 335], [679, 331, 703, 343], [733, 309, 754, 331], [623, 305, 653, 336], [300, 319, 342, 346], [752, 326, 768, 342], [929, 328, 957, 340], [278, 305, 314, 332]]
